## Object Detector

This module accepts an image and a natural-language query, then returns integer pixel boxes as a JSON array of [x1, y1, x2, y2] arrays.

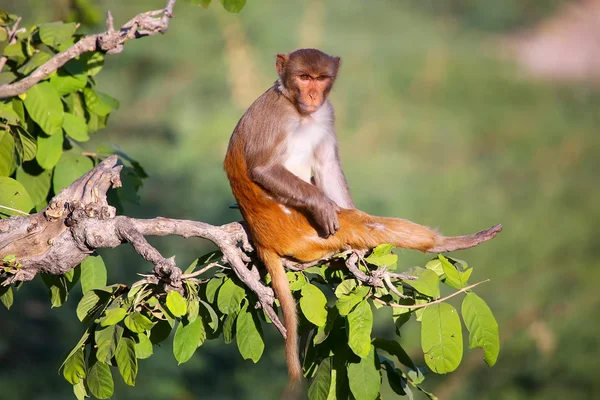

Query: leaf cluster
[[0, 10, 145, 218]]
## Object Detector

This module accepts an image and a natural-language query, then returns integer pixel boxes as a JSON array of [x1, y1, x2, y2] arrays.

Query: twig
[[0, 0, 177, 98], [180, 262, 221, 279], [0, 17, 23, 74], [373, 279, 490, 310], [0, 204, 29, 216]]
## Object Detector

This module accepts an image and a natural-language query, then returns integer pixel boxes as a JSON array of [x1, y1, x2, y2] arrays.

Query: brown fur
[[224, 49, 501, 387]]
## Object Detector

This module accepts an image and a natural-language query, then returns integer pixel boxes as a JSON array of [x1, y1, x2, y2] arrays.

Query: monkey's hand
[[310, 198, 341, 237]]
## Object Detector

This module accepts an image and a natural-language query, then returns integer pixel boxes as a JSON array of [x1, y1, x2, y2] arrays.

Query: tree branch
[[0, 0, 176, 98]]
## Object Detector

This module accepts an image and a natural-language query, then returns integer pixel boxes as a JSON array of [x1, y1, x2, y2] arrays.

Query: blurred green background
[[1, 0, 599, 399]]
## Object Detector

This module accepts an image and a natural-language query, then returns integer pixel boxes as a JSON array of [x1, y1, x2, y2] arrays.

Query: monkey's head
[[276, 48, 340, 115]]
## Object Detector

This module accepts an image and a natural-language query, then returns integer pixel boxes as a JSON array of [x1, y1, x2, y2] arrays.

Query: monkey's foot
[[429, 223, 502, 253]]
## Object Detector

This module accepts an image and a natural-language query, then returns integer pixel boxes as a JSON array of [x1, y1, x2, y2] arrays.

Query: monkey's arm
[[313, 136, 355, 209], [250, 164, 341, 236]]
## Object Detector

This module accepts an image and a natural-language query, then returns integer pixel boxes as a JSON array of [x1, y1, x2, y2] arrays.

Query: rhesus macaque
[[224, 48, 501, 386]]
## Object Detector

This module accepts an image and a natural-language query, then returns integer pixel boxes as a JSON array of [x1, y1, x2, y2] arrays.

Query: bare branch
[[373, 280, 490, 310], [0, 17, 23, 74], [0, 0, 177, 98]]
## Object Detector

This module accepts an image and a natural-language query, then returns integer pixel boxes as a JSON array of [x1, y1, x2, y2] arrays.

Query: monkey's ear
[[333, 56, 341, 75], [275, 53, 289, 76]]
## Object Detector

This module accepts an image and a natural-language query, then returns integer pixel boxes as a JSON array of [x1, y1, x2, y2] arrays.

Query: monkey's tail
[[260, 250, 303, 387], [336, 209, 502, 253]]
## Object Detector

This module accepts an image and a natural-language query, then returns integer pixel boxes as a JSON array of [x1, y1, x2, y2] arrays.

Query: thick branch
[[0, 0, 176, 98]]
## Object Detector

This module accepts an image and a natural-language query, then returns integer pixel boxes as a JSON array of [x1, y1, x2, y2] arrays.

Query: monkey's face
[[293, 74, 334, 114], [276, 49, 341, 115]]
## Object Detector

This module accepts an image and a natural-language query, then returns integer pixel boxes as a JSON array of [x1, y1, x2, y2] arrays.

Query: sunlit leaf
[[166, 291, 187, 317], [0, 177, 33, 216], [100, 308, 127, 327], [63, 348, 86, 384], [421, 303, 463, 374], [53, 151, 93, 193], [347, 345, 381, 400], [236, 303, 264, 363], [62, 113, 89, 142], [86, 360, 114, 399], [217, 278, 245, 315], [39, 22, 77, 47], [461, 292, 500, 366], [80, 254, 107, 294], [347, 300, 373, 358], [134, 333, 153, 359], [220, 0, 246, 13], [309, 357, 332, 400], [173, 317, 205, 364], [300, 284, 328, 327], [115, 336, 138, 386], [124, 312, 155, 333], [95, 324, 123, 363], [406, 268, 440, 298], [24, 82, 64, 135], [36, 132, 63, 169]]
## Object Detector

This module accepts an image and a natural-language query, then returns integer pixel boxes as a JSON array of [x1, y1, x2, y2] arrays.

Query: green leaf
[[313, 307, 338, 345], [199, 299, 219, 332], [41, 274, 68, 308], [438, 255, 465, 289], [86, 361, 114, 399], [166, 290, 187, 317], [335, 279, 357, 297], [0, 177, 32, 216], [190, 0, 212, 7], [173, 317, 205, 364], [336, 285, 370, 316], [300, 284, 328, 327], [124, 312, 155, 333], [80, 52, 104, 76], [236, 303, 264, 363], [0, 128, 15, 177], [95, 324, 123, 363], [24, 82, 64, 135], [0, 286, 13, 309], [62, 113, 89, 142], [205, 276, 223, 303], [347, 300, 373, 358], [100, 307, 127, 327], [17, 51, 52, 75], [309, 357, 332, 400], [73, 380, 87, 400], [16, 165, 51, 206], [288, 271, 307, 291], [461, 293, 500, 367], [421, 303, 463, 374], [379, 358, 406, 396], [365, 244, 397, 271], [2, 42, 26, 63], [220, 0, 246, 12], [51, 71, 87, 96], [347, 345, 381, 400], [187, 297, 199, 322], [0, 102, 18, 122], [63, 348, 86, 384], [149, 319, 172, 344], [407, 268, 440, 298], [223, 311, 237, 344], [36, 132, 63, 169], [115, 336, 138, 386], [39, 22, 77, 47], [80, 254, 107, 294], [76, 290, 109, 323], [372, 338, 416, 371], [13, 126, 36, 161], [135, 333, 153, 359], [83, 88, 112, 116], [425, 259, 444, 276], [53, 151, 93, 193], [217, 278, 246, 315]]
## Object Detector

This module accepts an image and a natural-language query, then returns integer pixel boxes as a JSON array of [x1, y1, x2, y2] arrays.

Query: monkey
[[224, 48, 501, 386]]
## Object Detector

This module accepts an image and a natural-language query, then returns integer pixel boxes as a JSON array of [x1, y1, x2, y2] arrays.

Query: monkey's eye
[[316, 76, 328, 81], [299, 74, 311, 81]]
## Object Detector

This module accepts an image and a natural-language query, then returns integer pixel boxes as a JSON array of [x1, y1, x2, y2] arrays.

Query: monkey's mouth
[[298, 102, 321, 114]]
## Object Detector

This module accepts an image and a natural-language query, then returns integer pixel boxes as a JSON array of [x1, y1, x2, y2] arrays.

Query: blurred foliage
[[0, 0, 599, 399]]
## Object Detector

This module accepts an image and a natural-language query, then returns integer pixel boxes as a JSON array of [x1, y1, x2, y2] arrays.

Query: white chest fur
[[283, 104, 333, 183]]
